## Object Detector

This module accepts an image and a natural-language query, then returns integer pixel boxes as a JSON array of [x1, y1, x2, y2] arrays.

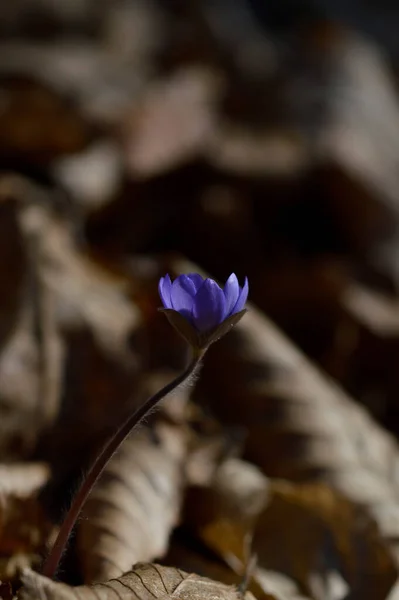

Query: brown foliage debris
[[3, 6, 399, 600], [0, 463, 52, 580], [19, 562, 257, 600], [78, 423, 188, 583], [185, 458, 397, 600]]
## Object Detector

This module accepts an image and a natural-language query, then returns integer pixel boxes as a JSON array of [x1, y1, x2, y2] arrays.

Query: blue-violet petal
[[223, 273, 240, 316], [232, 277, 249, 313], [193, 279, 226, 332], [185, 273, 204, 293], [171, 276, 197, 312], [158, 274, 172, 309]]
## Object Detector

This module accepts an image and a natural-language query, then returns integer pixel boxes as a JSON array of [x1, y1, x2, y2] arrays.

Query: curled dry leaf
[[0, 194, 27, 347], [309, 29, 399, 222], [53, 140, 124, 213], [1, 174, 141, 366], [0, 462, 52, 581], [0, 463, 49, 496], [251, 481, 397, 600], [0, 75, 92, 164], [172, 261, 399, 586], [20, 562, 257, 600], [191, 278, 399, 500], [78, 422, 188, 583], [339, 282, 399, 420], [123, 67, 223, 178], [165, 531, 311, 600], [186, 458, 397, 600], [6, 176, 142, 468], [0, 581, 12, 600], [0, 187, 62, 458], [173, 258, 399, 490], [45, 324, 138, 478], [23, 204, 140, 357], [0, 309, 42, 459], [0, 176, 140, 461], [207, 125, 307, 177]]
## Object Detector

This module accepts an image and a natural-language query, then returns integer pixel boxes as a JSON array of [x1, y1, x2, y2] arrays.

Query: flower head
[[159, 273, 248, 349]]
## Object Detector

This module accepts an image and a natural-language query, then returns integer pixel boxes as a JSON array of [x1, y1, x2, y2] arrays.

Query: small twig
[[237, 533, 257, 596]]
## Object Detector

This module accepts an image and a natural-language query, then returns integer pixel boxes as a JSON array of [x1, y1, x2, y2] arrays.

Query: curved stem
[[42, 350, 203, 579]]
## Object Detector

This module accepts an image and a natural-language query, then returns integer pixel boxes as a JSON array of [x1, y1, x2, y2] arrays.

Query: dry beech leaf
[[305, 29, 399, 217], [53, 140, 124, 213], [190, 291, 399, 584], [281, 26, 399, 252], [207, 126, 308, 177], [0, 194, 27, 347], [123, 67, 222, 178], [19, 562, 257, 600], [0, 176, 140, 461], [0, 40, 139, 124], [1, 174, 141, 361], [339, 283, 399, 419], [0, 182, 62, 457], [0, 183, 64, 456], [165, 535, 310, 600], [184, 432, 229, 488], [252, 481, 396, 600], [174, 258, 399, 487], [0, 75, 92, 163], [0, 463, 52, 580], [45, 324, 138, 478], [0, 463, 49, 496], [0, 581, 12, 600], [78, 422, 188, 583], [186, 458, 397, 600], [3, 175, 141, 461], [179, 261, 399, 565], [0, 308, 43, 459], [22, 206, 140, 356]]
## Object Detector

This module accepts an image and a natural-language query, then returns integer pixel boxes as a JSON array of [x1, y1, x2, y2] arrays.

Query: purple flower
[[159, 273, 248, 349]]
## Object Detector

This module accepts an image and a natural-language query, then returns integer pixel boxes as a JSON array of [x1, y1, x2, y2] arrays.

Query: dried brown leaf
[[187, 458, 397, 600], [0, 310, 42, 458], [338, 283, 399, 420], [186, 273, 399, 574], [0, 186, 64, 457], [53, 141, 123, 213], [19, 562, 256, 600], [45, 324, 138, 474], [0, 463, 52, 580], [165, 540, 309, 600], [0, 195, 27, 347], [0, 76, 92, 163], [1, 176, 142, 468], [252, 481, 396, 600], [173, 259, 399, 500], [1, 174, 141, 361], [0, 39, 152, 125], [0, 463, 49, 496], [0, 581, 12, 600], [0, 176, 141, 462], [306, 30, 399, 220], [30, 210, 140, 353], [193, 286, 399, 491], [207, 126, 308, 177], [78, 423, 188, 583], [123, 67, 222, 178]]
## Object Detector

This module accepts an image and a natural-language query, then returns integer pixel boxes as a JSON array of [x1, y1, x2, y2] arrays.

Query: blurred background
[[3, 1, 399, 596], [2, 0, 399, 426]]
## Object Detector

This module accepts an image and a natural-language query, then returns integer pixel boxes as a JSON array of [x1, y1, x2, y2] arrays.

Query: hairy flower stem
[[42, 350, 204, 579]]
